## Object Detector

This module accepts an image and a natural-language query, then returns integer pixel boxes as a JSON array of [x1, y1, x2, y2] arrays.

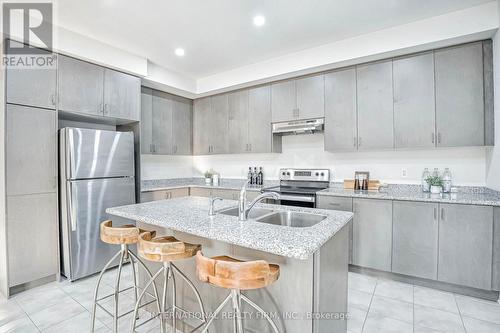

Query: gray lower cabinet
[[356, 60, 394, 150], [438, 204, 493, 290], [248, 85, 272, 153], [352, 199, 392, 271], [435, 43, 485, 147], [58, 55, 104, 116], [295, 74, 324, 120], [193, 97, 212, 155], [103, 68, 140, 121], [7, 193, 58, 286], [392, 201, 439, 280], [228, 90, 249, 153], [140, 87, 153, 153], [152, 91, 173, 154], [324, 68, 357, 151], [171, 97, 193, 155], [6, 105, 57, 196], [393, 53, 436, 149], [141, 188, 190, 202], [271, 80, 296, 123], [6, 50, 56, 110]]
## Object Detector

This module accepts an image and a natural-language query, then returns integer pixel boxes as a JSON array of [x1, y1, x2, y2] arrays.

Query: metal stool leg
[[129, 250, 139, 319], [162, 263, 170, 333], [112, 246, 126, 333], [231, 290, 244, 333], [128, 251, 163, 333], [201, 293, 233, 333], [90, 250, 122, 333], [169, 263, 177, 333], [131, 267, 164, 332], [241, 293, 280, 333]]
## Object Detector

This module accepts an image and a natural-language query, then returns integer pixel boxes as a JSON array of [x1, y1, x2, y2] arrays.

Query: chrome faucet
[[208, 197, 223, 216], [238, 181, 279, 221]]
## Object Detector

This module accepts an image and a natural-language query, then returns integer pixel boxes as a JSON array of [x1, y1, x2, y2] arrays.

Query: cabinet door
[[324, 68, 357, 152], [493, 207, 500, 291], [58, 55, 104, 115], [248, 85, 272, 153], [103, 69, 140, 121], [435, 43, 485, 147], [7, 193, 58, 286], [6, 105, 56, 196], [228, 90, 249, 154], [193, 98, 211, 155], [352, 199, 392, 271], [6, 47, 56, 109], [296, 74, 324, 119], [357, 61, 394, 150], [394, 53, 436, 149], [141, 188, 189, 202], [189, 187, 213, 197], [171, 97, 193, 155], [210, 94, 229, 154], [140, 87, 153, 154], [271, 80, 296, 122], [392, 201, 438, 280], [152, 91, 172, 154], [438, 204, 493, 290]]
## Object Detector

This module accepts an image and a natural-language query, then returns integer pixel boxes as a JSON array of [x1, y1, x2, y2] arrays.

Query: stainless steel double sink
[[218, 207, 326, 228]]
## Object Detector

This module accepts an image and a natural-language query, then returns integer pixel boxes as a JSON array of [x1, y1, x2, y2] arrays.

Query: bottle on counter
[[257, 167, 264, 186], [252, 167, 258, 185], [442, 168, 452, 193], [422, 168, 430, 192], [432, 168, 440, 178], [247, 167, 253, 184]]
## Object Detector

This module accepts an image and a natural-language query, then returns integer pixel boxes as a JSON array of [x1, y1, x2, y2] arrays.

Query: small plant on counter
[[426, 175, 443, 194], [204, 170, 213, 185]]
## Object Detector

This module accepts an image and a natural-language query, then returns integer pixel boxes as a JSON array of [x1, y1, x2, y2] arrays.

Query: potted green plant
[[204, 170, 213, 185], [426, 175, 443, 194]]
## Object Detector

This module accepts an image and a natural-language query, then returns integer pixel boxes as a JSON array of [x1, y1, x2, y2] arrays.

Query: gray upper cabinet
[[193, 97, 211, 155], [6, 105, 56, 196], [248, 85, 272, 153], [392, 201, 439, 280], [6, 50, 56, 110], [171, 97, 193, 155], [140, 87, 153, 153], [296, 74, 324, 120], [152, 91, 173, 155], [271, 80, 296, 123], [209, 94, 229, 154], [228, 90, 249, 154], [435, 43, 485, 147], [352, 198, 392, 271], [356, 60, 394, 150], [393, 53, 436, 149], [103, 69, 140, 121], [271, 75, 324, 122], [324, 68, 357, 152], [438, 204, 493, 290], [58, 55, 104, 116]]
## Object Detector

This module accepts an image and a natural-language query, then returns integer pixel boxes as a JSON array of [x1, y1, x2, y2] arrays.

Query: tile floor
[[1, 267, 500, 332]]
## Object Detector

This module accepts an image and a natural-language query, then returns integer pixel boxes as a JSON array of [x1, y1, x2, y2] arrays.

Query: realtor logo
[[3, 2, 53, 54]]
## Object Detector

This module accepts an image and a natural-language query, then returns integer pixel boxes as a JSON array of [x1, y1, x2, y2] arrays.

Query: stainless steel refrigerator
[[59, 127, 136, 281]]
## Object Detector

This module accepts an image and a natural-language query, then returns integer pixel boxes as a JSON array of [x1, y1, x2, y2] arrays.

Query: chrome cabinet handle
[[440, 207, 445, 220], [432, 133, 435, 144], [354, 137, 357, 147], [50, 94, 56, 106], [358, 137, 362, 146], [434, 207, 437, 220], [438, 133, 442, 144]]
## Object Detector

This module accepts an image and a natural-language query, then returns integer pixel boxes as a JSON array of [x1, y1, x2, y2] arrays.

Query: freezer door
[[62, 127, 135, 180], [63, 177, 135, 281]]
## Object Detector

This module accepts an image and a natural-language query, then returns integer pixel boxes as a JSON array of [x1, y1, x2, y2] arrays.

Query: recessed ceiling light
[[253, 15, 266, 27], [175, 48, 185, 57]]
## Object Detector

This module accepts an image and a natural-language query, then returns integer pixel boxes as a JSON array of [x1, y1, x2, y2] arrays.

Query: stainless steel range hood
[[272, 118, 324, 135]]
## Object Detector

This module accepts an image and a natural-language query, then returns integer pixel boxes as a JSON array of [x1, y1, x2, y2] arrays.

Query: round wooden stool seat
[[100, 220, 156, 245], [138, 233, 201, 262], [196, 251, 280, 290]]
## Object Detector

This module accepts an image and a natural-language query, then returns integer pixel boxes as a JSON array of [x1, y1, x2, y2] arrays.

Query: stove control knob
[[315, 172, 319, 176], [320, 172, 325, 176], [282, 172, 286, 176], [286, 172, 290, 176]]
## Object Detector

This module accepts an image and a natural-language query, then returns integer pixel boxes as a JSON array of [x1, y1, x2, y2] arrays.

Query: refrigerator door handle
[[67, 182, 77, 232]]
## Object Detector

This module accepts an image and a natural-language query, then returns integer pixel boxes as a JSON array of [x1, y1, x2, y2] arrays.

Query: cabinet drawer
[[316, 196, 352, 211], [141, 188, 189, 202]]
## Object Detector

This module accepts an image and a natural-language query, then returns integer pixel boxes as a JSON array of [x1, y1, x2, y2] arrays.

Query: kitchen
[[1, 1, 500, 333]]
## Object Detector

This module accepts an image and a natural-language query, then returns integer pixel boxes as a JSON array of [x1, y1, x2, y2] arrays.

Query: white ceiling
[[56, 0, 493, 79]]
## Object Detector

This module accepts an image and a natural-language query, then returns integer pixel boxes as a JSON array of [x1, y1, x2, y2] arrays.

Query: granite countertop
[[141, 178, 279, 192], [106, 196, 353, 260], [317, 184, 500, 207]]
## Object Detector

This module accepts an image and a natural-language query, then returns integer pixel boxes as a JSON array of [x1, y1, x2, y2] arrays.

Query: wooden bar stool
[[195, 251, 280, 333], [90, 220, 162, 333], [132, 232, 208, 333]]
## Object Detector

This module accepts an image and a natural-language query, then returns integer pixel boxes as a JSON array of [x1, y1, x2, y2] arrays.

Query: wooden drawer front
[[316, 196, 353, 212], [141, 188, 189, 202]]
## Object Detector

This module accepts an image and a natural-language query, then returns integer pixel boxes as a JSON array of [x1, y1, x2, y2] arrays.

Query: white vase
[[205, 177, 211, 185], [430, 185, 442, 194]]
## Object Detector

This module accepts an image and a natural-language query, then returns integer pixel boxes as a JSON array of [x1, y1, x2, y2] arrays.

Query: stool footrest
[[95, 298, 157, 320]]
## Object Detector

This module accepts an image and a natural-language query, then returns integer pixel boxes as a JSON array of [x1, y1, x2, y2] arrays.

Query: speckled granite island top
[[106, 196, 353, 260], [141, 178, 278, 192]]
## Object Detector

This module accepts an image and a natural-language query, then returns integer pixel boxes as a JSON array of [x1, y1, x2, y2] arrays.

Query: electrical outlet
[[401, 168, 408, 178]]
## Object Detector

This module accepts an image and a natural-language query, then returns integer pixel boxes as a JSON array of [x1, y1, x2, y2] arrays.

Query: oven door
[[267, 193, 316, 208]]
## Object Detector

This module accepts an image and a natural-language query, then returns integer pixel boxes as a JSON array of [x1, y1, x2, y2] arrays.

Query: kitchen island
[[107, 196, 352, 333]]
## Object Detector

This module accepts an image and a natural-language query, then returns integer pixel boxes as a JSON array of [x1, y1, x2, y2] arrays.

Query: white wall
[[190, 134, 487, 186], [141, 155, 194, 180]]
